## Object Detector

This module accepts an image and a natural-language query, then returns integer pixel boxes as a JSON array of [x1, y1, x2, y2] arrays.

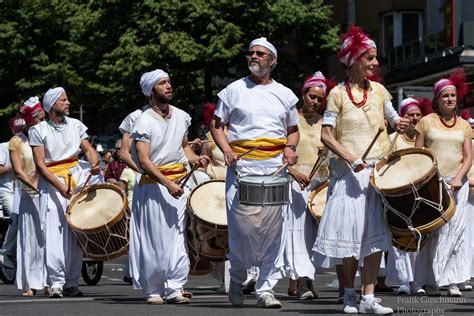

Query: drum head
[[374, 148, 434, 190], [189, 180, 227, 226], [67, 184, 125, 232], [239, 175, 288, 185]]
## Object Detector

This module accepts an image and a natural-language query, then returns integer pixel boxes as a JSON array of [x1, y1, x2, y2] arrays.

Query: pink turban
[[433, 68, 468, 100], [302, 71, 327, 94], [338, 25, 376, 68]]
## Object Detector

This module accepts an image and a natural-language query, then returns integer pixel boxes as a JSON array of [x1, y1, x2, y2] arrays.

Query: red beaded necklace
[[345, 78, 368, 107], [439, 112, 457, 128]]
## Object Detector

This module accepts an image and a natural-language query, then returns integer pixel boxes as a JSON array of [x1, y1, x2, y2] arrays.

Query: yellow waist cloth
[[230, 137, 287, 160], [46, 157, 79, 189], [139, 163, 187, 185]]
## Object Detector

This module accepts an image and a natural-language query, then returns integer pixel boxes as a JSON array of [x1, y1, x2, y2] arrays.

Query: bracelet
[[350, 158, 363, 170], [285, 144, 296, 151]]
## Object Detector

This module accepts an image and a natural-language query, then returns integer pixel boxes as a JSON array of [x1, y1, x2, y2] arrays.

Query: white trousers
[[226, 168, 287, 298], [39, 165, 85, 289]]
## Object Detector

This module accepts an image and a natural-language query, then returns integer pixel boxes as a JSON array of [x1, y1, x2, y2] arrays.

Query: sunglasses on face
[[245, 50, 268, 58]]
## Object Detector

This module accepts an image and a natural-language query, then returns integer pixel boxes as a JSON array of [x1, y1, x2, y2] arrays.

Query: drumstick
[[361, 127, 385, 161], [82, 174, 92, 189], [189, 139, 212, 144], [237, 146, 260, 160], [308, 154, 326, 180], [66, 172, 72, 194], [387, 133, 399, 154], [272, 162, 289, 177], [179, 164, 200, 188]]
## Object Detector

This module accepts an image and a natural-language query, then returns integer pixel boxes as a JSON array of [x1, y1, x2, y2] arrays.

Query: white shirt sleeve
[[286, 92, 299, 127], [0, 144, 7, 166], [322, 111, 338, 127], [28, 126, 44, 147], [77, 120, 89, 140], [215, 89, 230, 124], [384, 100, 400, 128], [131, 116, 151, 143]]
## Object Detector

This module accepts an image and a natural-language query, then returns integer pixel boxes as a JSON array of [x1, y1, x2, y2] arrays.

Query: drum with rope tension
[[66, 183, 129, 261], [187, 180, 228, 270], [371, 147, 456, 237]]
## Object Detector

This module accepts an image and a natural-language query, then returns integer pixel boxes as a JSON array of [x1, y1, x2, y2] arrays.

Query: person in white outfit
[[414, 69, 472, 297], [29, 87, 100, 298], [210, 37, 299, 309], [312, 25, 409, 314], [10, 97, 47, 296], [285, 71, 332, 300], [129, 69, 209, 305]]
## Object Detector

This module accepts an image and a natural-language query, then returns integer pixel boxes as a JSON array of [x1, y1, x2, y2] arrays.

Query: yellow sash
[[230, 137, 287, 160], [139, 163, 187, 185], [46, 157, 79, 189]]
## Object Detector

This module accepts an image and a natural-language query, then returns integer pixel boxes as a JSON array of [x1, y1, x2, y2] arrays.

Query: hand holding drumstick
[[351, 127, 384, 173]]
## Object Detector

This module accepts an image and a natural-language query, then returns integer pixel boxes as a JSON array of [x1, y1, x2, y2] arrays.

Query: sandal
[[182, 290, 193, 298], [22, 289, 36, 297], [287, 288, 297, 296]]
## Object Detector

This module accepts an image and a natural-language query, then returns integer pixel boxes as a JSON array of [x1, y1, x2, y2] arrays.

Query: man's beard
[[248, 62, 270, 77], [154, 93, 172, 104]]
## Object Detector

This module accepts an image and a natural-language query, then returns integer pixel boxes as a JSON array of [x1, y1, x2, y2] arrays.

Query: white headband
[[43, 87, 65, 112], [249, 37, 277, 57], [140, 69, 169, 96]]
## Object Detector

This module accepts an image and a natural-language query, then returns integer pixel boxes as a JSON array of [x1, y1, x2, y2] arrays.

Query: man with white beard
[[211, 37, 299, 308]]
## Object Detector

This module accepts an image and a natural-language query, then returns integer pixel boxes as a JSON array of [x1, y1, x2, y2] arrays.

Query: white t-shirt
[[0, 142, 14, 191], [215, 76, 299, 175], [131, 107, 191, 166], [119, 105, 149, 135], [29, 117, 89, 163]]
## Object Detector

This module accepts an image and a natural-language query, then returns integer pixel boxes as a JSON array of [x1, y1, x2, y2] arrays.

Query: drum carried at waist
[[238, 175, 290, 206], [307, 181, 328, 222], [66, 183, 130, 261], [371, 147, 456, 237], [187, 180, 228, 274]]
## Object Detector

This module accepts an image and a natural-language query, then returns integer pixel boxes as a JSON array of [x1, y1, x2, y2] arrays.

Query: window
[[382, 11, 423, 53]]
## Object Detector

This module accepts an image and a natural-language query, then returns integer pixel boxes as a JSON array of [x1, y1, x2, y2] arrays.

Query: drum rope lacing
[[187, 212, 227, 270], [379, 178, 448, 252]]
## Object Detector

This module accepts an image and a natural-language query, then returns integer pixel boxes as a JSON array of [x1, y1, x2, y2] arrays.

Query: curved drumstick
[[308, 148, 328, 180], [361, 127, 385, 161], [236, 146, 260, 160], [67, 171, 72, 194], [82, 174, 92, 189], [179, 164, 200, 188], [272, 162, 289, 177]]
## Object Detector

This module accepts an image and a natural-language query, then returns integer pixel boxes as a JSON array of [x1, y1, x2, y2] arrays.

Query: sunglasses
[[245, 50, 268, 58]]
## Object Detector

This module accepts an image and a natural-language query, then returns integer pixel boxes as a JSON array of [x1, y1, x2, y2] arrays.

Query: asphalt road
[[0, 257, 473, 316]]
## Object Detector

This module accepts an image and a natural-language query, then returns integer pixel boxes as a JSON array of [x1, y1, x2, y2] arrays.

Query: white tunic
[[129, 107, 191, 299], [215, 76, 298, 297], [28, 117, 88, 289]]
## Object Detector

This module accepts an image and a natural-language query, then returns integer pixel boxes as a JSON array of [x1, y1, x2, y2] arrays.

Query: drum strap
[[139, 163, 187, 185], [230, 137, 287, 160], [46, 157, 79, 189]]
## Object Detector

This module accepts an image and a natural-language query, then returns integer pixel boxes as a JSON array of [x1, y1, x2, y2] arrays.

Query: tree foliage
[[0, 0, 338, 139]]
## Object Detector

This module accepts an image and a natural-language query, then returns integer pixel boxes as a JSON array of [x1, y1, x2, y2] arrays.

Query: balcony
[[387, 31, 449, 68]]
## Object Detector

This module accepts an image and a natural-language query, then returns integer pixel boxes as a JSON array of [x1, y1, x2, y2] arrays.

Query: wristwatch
[[285, 144, 296, 151]]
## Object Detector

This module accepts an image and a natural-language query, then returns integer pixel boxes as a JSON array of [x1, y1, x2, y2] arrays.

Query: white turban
[[43, 87, 65, 112], [249, 37, 277, 57], [140, 69, 169, 96]]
